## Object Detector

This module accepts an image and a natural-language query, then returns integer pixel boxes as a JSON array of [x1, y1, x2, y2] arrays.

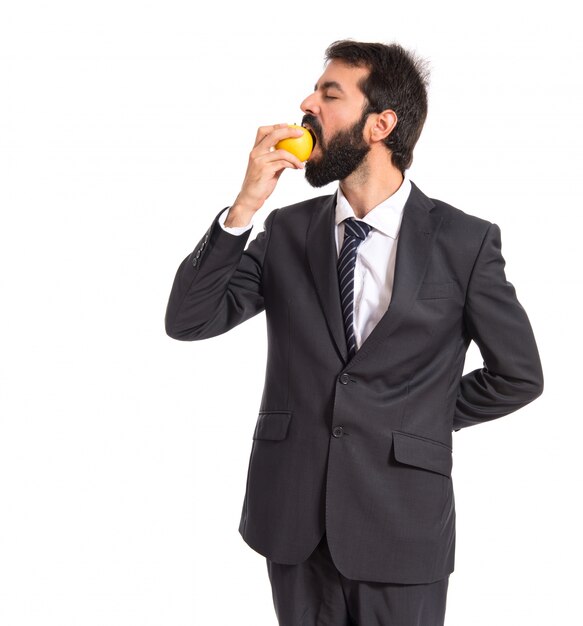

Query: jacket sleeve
[[453, 222, 544, 430], [164, 208, 278, 341]]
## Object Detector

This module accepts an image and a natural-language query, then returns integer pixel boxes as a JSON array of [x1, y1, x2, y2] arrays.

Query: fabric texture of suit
[[165, 181, 544, 585]]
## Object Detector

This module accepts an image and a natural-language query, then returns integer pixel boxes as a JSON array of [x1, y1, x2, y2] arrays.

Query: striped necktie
[[337, 217, 373, 359]]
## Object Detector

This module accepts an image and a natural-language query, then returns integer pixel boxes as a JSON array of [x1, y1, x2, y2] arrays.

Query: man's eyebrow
[[314, 80, 344, 93]]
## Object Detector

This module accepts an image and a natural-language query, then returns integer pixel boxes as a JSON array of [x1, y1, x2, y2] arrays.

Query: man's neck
[[339, 152, 404, 218]]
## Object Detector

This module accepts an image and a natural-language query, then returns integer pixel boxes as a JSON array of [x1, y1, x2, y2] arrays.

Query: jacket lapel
[[305, 182, 443, 367], [306, 193, 348, 362], [348, 181, 443, 367]]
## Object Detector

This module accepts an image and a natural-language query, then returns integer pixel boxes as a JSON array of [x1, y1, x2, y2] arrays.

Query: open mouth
[[302, 124, 318, 147]]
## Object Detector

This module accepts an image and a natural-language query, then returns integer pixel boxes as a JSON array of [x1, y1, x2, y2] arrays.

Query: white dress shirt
[[334, 176, 411, 348], [219, 174, 412, 350]]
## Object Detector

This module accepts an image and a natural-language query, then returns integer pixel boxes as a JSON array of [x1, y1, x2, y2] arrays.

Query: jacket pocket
[[416, 281, 455, 300], [252, 411, 292, 441], [392, 431, 452, 477]]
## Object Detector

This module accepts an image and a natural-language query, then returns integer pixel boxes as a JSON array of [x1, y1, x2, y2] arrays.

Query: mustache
[[301, 114, 322, 146]]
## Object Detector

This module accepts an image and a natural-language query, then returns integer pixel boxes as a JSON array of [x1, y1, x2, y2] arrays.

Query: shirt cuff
[[218, 208, 254, 235]]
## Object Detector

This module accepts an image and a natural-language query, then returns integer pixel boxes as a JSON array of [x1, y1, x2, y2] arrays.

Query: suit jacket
[[165, 181, 544, 584]]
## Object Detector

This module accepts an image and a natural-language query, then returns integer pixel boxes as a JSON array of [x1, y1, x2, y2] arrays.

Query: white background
[[1, 1, 581, 624]]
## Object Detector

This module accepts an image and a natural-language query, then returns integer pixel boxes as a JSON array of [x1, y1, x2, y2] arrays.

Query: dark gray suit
[[165, 181, 543, 585]]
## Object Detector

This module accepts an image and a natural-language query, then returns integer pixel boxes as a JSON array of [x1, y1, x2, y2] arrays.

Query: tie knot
[[343, 217, 372, 241]]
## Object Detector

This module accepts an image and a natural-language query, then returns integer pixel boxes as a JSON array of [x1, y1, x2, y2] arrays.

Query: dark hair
[[325, 40, 430, 173]]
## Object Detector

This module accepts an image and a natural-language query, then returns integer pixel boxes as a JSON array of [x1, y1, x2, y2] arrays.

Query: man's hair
[[325, 40, 430, 173]]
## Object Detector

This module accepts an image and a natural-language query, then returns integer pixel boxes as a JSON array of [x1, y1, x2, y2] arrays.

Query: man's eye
[[324, 95, 338, 100]]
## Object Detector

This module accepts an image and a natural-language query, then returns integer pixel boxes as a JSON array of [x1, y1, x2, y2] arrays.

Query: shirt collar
[[335, 173, 412, 239]]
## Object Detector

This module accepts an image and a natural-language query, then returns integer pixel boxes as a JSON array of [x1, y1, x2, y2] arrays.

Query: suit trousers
[[266, 533, 449, 626]]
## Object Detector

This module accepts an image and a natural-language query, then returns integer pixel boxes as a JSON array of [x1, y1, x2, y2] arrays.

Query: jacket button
[[332, 426, 344, 438], [339, 373, 350, 385]]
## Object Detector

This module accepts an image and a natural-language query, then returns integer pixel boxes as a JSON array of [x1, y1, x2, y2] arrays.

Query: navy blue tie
[[338, 218, 373, 359]]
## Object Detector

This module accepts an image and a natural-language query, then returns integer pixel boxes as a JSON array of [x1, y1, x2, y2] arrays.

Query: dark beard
[[303, 111, 371, 188]]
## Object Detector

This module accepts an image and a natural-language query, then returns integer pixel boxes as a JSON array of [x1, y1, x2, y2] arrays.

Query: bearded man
[[165, 40, 544, 626]]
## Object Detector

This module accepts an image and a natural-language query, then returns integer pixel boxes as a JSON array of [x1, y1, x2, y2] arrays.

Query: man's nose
[[300, 93, 319, 116]]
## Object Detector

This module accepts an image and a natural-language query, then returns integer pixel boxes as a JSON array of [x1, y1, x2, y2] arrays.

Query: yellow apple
[[275, 125, 314, 162]]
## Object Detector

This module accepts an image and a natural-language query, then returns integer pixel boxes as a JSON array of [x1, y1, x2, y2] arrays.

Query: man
[[165, 40, 544, 626]]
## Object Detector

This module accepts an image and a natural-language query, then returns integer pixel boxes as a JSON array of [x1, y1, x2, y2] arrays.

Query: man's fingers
[[254, 124, 305, 150], [253, 148, 305, 170], [268, 158, 305, 172], [254, 123, 288, 146]]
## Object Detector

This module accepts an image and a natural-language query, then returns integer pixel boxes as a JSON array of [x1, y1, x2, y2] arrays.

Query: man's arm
[[165, 123, 305, 341], [164, 208, 277, 341], [453, 223, 544, 430]]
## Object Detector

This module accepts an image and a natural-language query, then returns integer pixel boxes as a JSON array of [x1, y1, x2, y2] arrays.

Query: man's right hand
[[225, 124, 305, 228]]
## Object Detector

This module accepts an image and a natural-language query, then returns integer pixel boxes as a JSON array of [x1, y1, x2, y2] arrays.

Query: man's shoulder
[[411, 182, 493, 235], [406, 182, 498, 254], [276, 193, 335, 218], [431, 196, 491, 228], [257, 194, 333, 238], [431, 198, 492, 233]]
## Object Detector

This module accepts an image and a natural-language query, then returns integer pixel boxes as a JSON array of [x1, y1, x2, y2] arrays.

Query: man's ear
[[368, 110, 398, 142]]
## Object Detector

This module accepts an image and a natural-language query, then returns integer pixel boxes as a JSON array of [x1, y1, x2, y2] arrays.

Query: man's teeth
[[304, 127, 317, 146]]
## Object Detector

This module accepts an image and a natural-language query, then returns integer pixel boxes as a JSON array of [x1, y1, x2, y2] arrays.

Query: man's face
[[300, 60, 372, 187]]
